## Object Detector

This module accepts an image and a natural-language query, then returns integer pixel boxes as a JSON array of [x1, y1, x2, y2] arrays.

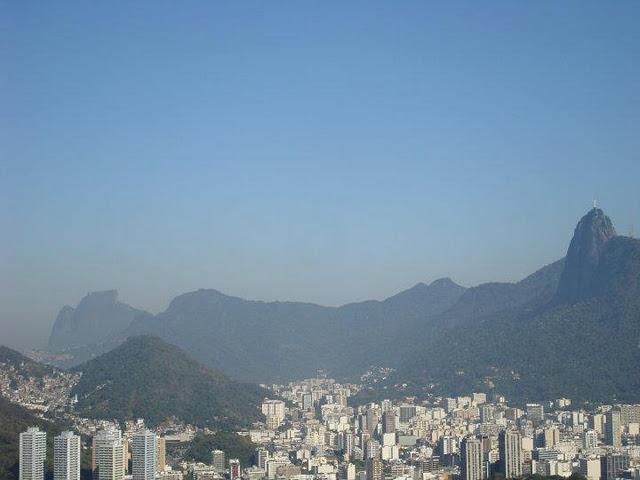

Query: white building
[[132, 430, 157, 480], [461, 438, 482, 480], [499, 430, 522, 479], [54, 431, 81, 480], [262, 399, 286, 430], [20, 427, 47, 480], [94, 428, 125, 480]]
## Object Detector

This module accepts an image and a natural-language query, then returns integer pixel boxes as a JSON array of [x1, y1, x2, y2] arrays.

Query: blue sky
[[1, 1, 639, 349]]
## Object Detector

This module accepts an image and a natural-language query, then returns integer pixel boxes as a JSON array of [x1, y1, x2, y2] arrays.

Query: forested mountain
[[398, 209, 640, 403], [122, 264, 563, 383], [125, 277, 467, 382], [48, 278, 468, 381], [45, 250, 563, 384], [428, 259, 564, 331], [45, 208, 640, 402], [71, 336, 266, 428], [184, 432, 257, 466]]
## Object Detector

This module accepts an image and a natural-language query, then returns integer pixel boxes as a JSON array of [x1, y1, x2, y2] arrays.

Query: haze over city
[[2, 2, 640, 351], [5, 3, 640, 480]]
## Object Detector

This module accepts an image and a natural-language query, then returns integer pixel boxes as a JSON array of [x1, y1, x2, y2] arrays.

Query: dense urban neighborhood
[[4, 348, 640, 480]]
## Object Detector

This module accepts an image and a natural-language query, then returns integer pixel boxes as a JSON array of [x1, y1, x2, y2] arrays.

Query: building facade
[[461, 437, 483, 480], [132, 430, 157, 480], [94, 428, 125, 480], [499, 430, 522, 479], [605, 410, 621, 448], [54, 431, 81, 480], [20, 427, 47, 480]]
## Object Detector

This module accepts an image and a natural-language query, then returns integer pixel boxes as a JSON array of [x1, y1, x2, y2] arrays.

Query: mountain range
[[43, 208, 640, 402], [46, 262, 560, 383], [49, 276, 472, 382], [394, 208, 640, 403]]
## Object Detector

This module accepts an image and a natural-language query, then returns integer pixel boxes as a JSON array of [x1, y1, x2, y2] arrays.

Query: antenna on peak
[[593, 199, 598, 209]]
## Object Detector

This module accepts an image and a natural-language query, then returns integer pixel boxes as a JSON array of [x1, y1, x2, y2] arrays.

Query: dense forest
[[71, 336, 267, 428]]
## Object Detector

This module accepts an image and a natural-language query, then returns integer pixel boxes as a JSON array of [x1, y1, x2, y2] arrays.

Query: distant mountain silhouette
[[46, 263, 562, 384], [45, 207, 640, 403], [48, 290, 150, 352], [47, 278, 467, 381], [125, 278, 467, 382], [430, 259, 564, 331]]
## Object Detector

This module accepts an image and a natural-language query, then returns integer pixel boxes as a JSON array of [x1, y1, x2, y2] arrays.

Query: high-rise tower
[[382, 411, 396, 434], [20, 427, 47, 480], [131, 430, 157, 480], [605, 410, 621, 448], [498, 430, 522, 479], [94, 428, 125, 480], [54, 431, 81, 480], [461, 437, 483, 480]]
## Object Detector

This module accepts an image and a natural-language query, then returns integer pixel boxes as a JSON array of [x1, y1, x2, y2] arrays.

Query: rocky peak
[[556, 208, 617, 302]]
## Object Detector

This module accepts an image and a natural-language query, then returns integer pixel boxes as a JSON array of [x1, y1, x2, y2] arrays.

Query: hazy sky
[[1, 1, 639, 350]]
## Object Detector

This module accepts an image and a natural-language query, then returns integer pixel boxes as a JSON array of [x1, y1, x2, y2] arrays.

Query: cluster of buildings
[[0, 359, 80, 413], [18, 425, 169, 480], [14, 374, 640, 480], [235, 380, 640, 480], [20, 428, 80, 480], [185, 454, 241, 480]]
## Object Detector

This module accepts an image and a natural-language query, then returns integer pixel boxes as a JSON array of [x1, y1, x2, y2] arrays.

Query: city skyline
[[10, 379, 640, 480], [3, 3, 640, 480]]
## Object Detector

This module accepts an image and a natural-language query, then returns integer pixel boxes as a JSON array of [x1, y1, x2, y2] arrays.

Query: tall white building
[[20, 427, 47, 480], [94, 428, 125, 480], [461, 437, 483, 480], [54, 431, 81, 480], [132, 430, 157, 480], [499, 430, 522, 479]]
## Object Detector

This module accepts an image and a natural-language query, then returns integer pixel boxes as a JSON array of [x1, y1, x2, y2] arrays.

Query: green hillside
[[401, 212, 640, 403], [72, 336, 266, 428]]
